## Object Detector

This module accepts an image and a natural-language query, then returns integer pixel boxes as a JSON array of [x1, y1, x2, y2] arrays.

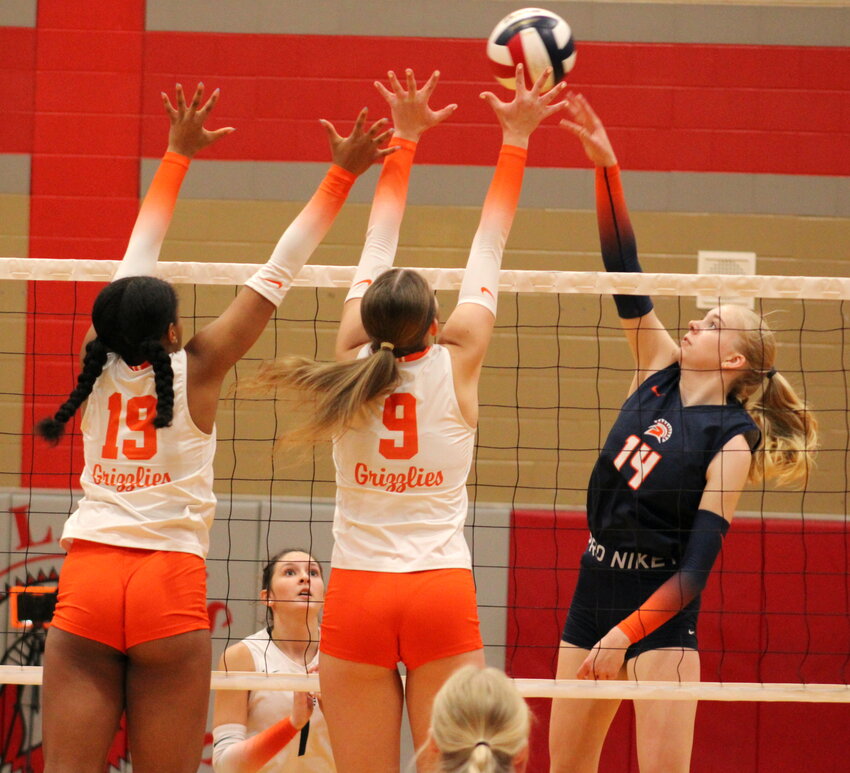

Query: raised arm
[[80, 83, 233, 357], [561, 93, 678, 389], [440, 66, 566, 416], [336, 69, 457, 360], [185, 108, 393, 399]]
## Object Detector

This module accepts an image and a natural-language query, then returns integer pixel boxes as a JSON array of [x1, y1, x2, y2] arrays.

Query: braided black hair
[[37, 276, 179, 445], [37, 339, 109, 444], [138, 337, 174, 429]]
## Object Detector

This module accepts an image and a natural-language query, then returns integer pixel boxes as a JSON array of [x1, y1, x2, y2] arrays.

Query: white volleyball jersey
[[242, 630, 335, 772], [61, 349, 217, 557], [332, 344, 476, 572]]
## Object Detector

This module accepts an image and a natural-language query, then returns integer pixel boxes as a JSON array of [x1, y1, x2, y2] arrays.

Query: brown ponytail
[[244, 268, 436, 446], [247, 348, 400, 445]]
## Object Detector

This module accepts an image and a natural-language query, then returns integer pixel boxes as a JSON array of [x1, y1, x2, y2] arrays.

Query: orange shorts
[[51, 540, 209, 652], [320, 568, 482, 670]]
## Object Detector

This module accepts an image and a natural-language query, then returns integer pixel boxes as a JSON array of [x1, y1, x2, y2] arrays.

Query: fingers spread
[[421, 69, 440, 98], [161, 92, 177, 119], [404, 68, 416, 95], [319, 118, 342, 144]]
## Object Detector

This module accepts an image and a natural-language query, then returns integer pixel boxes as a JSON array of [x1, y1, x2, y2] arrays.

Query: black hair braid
[[36, 338, 109, 445], [140, 338, 175, 429]]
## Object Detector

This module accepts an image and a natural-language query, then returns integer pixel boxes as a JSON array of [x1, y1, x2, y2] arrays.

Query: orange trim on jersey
[[396, 346, 431, 363]]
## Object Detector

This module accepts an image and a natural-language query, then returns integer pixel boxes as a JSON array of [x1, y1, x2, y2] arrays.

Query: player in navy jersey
[[548, 94, 818, 773]]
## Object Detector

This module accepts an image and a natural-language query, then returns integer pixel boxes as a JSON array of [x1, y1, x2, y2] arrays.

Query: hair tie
[[766, 367, 777, 380], [380, 342, 395, 351]]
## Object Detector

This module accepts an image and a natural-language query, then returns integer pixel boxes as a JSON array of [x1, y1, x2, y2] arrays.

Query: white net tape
[[0, 667, 848, 702], [5, 258, 848, 704], [2, 257, 849, 300]]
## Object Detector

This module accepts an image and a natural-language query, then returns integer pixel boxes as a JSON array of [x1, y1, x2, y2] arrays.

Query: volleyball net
[[0, 258, 848, 707]]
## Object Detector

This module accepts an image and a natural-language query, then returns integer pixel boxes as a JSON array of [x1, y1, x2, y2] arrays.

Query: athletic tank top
[[61, 349, 217, 557], [242, 629, 335, 772], [332, 344, 476, 572], [587, 363, 758, 557]]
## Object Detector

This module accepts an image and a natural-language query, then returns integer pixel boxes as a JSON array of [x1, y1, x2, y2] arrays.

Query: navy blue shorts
[[562, 548, 699, 660]]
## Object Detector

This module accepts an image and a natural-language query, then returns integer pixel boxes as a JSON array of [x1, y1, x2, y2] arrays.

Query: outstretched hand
[[374, 69, 457, 142], [560, 92, 617, 167], [480, 64, 567, 148], [320, 108, 396, 176], [162, 83, 235, 158]]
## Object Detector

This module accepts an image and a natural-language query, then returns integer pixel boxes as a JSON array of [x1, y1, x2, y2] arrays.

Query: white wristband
[[212, 723, 248, 773]]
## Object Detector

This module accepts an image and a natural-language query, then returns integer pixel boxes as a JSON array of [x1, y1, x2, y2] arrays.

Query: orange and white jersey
[[62, 349, 216, 557], [332, 344, 476, 572], [242, 630, 335, 772]]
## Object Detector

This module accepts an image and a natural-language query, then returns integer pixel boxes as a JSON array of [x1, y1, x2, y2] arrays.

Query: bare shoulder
[[218, 640, 256, 672]]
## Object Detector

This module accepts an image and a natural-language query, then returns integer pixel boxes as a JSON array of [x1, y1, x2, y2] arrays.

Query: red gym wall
[[508, 510, 850, 771], [1, 2, 849, 771], [2, 1, 848, 490]]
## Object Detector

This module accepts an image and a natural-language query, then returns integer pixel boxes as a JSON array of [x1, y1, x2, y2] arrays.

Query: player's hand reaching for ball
[[480, 64, 567, 149], [374, 69, 457, 143], [162, 83, 235, 158], [561, 92, 618, 168], [320, 108, 396, 176]]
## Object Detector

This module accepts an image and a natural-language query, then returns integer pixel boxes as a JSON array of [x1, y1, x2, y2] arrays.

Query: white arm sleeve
[[211, 723, 248, 773]]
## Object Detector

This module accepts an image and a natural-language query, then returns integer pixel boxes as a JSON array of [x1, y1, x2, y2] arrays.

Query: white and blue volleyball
[[486, 7, 577, 91]]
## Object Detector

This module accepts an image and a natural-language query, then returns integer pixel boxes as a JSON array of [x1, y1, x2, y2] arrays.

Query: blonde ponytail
[[426, 667, 529, 773], [242, 268, 438, 448], [744, 370, 818, 487], [726, 306, 818, 487]]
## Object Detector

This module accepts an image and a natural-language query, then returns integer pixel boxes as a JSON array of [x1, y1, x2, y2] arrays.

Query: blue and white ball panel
[[486, 7, 576, 91]]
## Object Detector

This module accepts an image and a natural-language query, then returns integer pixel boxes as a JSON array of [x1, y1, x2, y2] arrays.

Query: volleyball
[[486, 7, 576, 91]]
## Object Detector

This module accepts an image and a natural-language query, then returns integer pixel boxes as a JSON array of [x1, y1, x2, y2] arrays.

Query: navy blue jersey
[[587, 363, 758, 558]]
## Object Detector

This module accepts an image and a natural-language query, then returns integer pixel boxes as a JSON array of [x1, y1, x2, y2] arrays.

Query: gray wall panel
[[0, 0, 36, 27], [145, 1, 850, 47], [0, 155, 30, 194], [142, 158, 850, 217]]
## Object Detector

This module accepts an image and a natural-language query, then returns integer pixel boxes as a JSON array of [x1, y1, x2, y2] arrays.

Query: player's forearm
[[114, 152, 190, 280]]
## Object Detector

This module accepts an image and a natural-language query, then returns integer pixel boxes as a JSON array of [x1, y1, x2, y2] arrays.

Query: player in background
[[424, 666, 531, 773], [244, 65, 565, 772], [548, 93, 818, 773], [212, 549, 334, 772], [36, 84, 393, 773]]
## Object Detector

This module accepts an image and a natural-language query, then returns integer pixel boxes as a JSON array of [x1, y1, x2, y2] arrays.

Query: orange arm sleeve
[[457, 144, 527, 314], [115, 151, 190, 279], [213, 718, 300, 773], [346, 136, 417, 300]]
